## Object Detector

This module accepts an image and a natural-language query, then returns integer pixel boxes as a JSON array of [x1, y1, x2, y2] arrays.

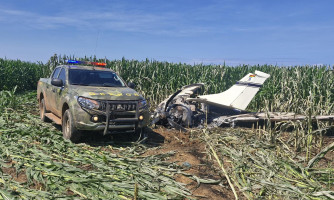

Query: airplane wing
[[187, 70, 270, 111]]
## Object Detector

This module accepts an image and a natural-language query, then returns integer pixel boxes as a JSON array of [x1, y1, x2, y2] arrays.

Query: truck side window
[[51, 68, 61, 79], [58, 68, 66, 85]]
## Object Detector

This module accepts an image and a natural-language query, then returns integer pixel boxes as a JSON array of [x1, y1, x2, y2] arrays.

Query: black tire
[[39, 99, 50, 122], [62, 110, 81, 143]]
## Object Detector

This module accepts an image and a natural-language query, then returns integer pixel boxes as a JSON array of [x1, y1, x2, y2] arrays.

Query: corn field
[[0, 58, 48, 92], [0, 55, 333, 199], [3, 55, 334, 114]]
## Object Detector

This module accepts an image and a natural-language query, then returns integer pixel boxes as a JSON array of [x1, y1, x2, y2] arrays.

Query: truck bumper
[[72, 101, 150, 133]]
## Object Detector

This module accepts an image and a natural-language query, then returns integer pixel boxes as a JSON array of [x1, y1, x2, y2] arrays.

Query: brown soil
[[1, 161, 46, 190], [1, 164, 27, 184], [143, 127, 238, 200], [80, 126, 238, 199], [310, 136, 334, 168]]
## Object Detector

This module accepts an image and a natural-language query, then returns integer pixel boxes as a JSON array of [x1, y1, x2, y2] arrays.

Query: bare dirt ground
[[90, 126, 238, 199], [141, 127, 237, 200]]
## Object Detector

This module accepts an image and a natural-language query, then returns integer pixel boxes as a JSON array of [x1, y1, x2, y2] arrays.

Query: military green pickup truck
[[37, 61, 150, 142]]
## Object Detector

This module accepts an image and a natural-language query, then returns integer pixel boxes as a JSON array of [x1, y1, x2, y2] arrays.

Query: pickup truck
[[37, 61, 150, 142]]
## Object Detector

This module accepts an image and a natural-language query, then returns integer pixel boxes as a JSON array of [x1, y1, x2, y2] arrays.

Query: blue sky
[[0, 0, 333, 66]]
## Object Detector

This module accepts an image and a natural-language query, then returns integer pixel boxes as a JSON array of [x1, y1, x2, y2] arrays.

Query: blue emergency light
[[66, 60, 81, 64]]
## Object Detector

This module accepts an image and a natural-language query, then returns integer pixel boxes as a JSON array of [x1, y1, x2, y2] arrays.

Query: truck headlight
[[138, 99, 147, 109], [78, 97, 100, 110]]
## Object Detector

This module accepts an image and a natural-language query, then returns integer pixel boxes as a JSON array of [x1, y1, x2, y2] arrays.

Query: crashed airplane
[[152, 71, 271, 130]]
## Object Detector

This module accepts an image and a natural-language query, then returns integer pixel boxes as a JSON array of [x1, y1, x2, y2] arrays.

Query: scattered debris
[[182, 162, 192, 169]]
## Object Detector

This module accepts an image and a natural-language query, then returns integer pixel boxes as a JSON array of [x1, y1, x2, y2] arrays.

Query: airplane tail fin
[[187, 70, 270, 110]]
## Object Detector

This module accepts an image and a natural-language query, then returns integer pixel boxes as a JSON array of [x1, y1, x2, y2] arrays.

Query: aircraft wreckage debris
[[151, 71, 334, 130]]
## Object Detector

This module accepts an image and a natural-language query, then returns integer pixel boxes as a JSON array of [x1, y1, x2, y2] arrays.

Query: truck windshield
[[69, 69, 126, 87]]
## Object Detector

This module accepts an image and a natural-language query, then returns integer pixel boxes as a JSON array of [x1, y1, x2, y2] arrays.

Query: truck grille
[[97, 101, 138, 124], [100, 101, 137, 112]]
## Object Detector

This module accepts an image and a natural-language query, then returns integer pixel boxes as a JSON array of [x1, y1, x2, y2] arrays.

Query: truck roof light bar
[[66, 60, 107, 66]]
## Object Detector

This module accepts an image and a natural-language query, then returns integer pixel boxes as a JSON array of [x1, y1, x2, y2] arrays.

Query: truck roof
[[58, 65, 115, 72]]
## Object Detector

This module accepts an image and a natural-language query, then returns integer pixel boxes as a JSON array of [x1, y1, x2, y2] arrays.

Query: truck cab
[[37, 60, 150, 142]]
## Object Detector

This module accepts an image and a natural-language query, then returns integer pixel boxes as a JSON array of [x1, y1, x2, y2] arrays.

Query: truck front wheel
[[62, 110, 81, 143], [39, 99, 50, 122]]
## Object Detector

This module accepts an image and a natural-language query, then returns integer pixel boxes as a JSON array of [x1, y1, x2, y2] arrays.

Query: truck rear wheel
[[39, 99, 50, 122], [62, 110, 81, 143]]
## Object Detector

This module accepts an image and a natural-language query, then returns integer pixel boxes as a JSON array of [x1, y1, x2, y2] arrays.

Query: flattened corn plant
[[199, 128, 334, 199], [0, 91, 193, 199]]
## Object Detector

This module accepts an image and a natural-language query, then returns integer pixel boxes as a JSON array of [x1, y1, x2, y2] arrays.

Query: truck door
[[47, 67, 61, 113], [53, 68, 67, 117]]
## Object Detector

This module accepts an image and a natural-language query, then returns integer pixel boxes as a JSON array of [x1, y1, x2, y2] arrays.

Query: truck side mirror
[[128, 82, 135, 89], [51, 78, 63, 87]]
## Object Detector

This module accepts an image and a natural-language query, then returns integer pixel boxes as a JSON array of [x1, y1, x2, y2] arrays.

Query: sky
[[0, 0, 333, 66]]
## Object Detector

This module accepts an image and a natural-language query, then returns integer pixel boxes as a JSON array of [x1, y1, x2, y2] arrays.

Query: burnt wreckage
[[152, 71, 272, 130]]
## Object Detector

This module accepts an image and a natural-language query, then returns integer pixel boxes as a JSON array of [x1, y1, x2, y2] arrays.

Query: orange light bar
[[94, 62, 107, 66]]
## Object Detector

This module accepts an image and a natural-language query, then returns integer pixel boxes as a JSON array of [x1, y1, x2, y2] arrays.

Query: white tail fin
[[187, 70, 270, 110]]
